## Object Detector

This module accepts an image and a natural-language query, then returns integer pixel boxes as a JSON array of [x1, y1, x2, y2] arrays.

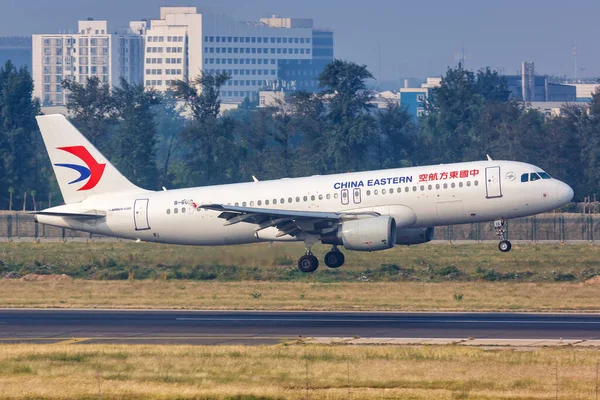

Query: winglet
[[486, 154, 493, 161]]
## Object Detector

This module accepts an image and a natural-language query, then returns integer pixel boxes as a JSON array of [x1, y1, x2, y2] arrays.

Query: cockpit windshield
[[521, 172, 552, 182]]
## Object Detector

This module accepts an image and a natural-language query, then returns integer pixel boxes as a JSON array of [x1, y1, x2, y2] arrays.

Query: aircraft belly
[[435, 199, 467, 225]]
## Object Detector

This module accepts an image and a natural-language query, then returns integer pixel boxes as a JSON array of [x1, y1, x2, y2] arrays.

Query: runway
[[1, 309, 600, 345]]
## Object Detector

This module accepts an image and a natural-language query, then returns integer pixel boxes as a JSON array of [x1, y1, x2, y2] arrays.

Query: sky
[[1, 0, 599, 81]]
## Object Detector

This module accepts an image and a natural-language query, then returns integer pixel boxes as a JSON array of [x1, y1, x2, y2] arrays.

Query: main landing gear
[[324, 247, 345, 269], [494, 219, 512, 252], [298, 254, 319, 273], [297, 244, 346, 273]]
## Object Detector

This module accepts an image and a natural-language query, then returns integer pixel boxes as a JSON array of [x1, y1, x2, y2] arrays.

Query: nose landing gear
[[494, 219, 512, 252]]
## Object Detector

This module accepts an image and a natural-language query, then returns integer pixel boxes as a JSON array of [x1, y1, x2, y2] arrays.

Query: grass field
[[1, 242, 600, 311], [0, 343, 599, 399], [1, 242, 600, 282], [3, 280, 600, 311]]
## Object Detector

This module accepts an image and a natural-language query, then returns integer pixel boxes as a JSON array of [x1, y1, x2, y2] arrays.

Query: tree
[[153, 91, 186, 188], [544, 105, 587, 199], [111, 78, 161, 189], [0, 60, 41, 209], [171, 72, 230, 121], [318, 60, 376, 172], [288, 91, 327, 176], [475, 67, 510, 103], [375, 103, 417, 169], [421, 65, 512, 164], [171, 72, 233, 186], [577, 90, 600, 198], [62, 76, 115, 148]]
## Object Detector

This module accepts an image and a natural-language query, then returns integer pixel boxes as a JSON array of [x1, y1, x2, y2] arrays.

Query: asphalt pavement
[[1, 309, 600, 345]]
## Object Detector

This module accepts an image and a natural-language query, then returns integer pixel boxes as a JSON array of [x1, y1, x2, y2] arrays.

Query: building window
[[417, 107, 425, 117], [417, 94, 425, 102]]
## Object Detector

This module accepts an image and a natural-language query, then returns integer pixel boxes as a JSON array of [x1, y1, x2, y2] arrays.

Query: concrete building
[[527, 101, 585, 118], [258, 90, 289, 108], [369, 90, 399, 109], [146, 7, 334, 103], [567, 83, 600, 102], [399, 78, 440, 118], [143, 7, 200, 92], [505, 62, 576, 102], [32, 19, 145, 105]]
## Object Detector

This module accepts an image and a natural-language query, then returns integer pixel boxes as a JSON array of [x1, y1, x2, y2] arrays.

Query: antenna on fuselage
[[486, 154, 493, 161], [252, 175, 259, 182]]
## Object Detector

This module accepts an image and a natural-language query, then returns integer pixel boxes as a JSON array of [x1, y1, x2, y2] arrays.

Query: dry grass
[[2, 280, 600, 311], [0, 343, 599, 399]]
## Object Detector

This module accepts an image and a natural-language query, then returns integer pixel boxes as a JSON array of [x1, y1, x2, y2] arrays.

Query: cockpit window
[[538, 172, 552, 179], [521, 173, 529, 182], [530, 173, 541, 181]]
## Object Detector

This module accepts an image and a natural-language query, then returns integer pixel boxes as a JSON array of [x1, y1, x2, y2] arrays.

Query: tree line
[[0, 59, 599, 210]]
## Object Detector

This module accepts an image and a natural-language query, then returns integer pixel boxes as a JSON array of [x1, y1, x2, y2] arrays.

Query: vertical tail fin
[[36, 114, 147, 204]]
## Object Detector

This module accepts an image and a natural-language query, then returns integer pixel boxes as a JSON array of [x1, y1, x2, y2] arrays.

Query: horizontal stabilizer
[[28, 210, 106, 219]]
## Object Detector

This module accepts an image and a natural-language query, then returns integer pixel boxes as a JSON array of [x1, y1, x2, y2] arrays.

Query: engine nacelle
[[396, 227, 434, 245], [322, 216, 396, 251]]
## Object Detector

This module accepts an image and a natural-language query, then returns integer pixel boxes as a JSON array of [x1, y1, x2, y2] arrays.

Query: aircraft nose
[[555, 181, 574, 205]]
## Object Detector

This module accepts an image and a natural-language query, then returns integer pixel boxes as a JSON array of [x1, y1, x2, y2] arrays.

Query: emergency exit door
[[134, 199, 151, 230], [352, 188, 362, 204], [485, 167, 502, 198]]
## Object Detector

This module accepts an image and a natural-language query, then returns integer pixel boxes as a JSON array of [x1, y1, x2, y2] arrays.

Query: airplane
[[33, 114, 574, 273]]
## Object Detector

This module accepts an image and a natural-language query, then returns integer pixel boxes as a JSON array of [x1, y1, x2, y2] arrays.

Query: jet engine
[[321, 216, 396, 251], [396, 227, 435, 245]]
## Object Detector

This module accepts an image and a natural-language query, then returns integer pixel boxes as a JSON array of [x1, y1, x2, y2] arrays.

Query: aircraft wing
[[200, 204, 379, 237]]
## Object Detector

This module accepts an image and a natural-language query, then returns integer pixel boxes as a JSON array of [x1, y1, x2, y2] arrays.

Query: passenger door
[[134, 199, 151, 230], [485, 166, 502, 198]]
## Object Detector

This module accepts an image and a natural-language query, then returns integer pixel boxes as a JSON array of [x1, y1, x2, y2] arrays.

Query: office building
[[145, 7, 334, 102], [32, 19, 145, 106]]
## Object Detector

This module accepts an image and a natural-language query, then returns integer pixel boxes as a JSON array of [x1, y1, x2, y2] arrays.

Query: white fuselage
[[36, 160, 573, 246]]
